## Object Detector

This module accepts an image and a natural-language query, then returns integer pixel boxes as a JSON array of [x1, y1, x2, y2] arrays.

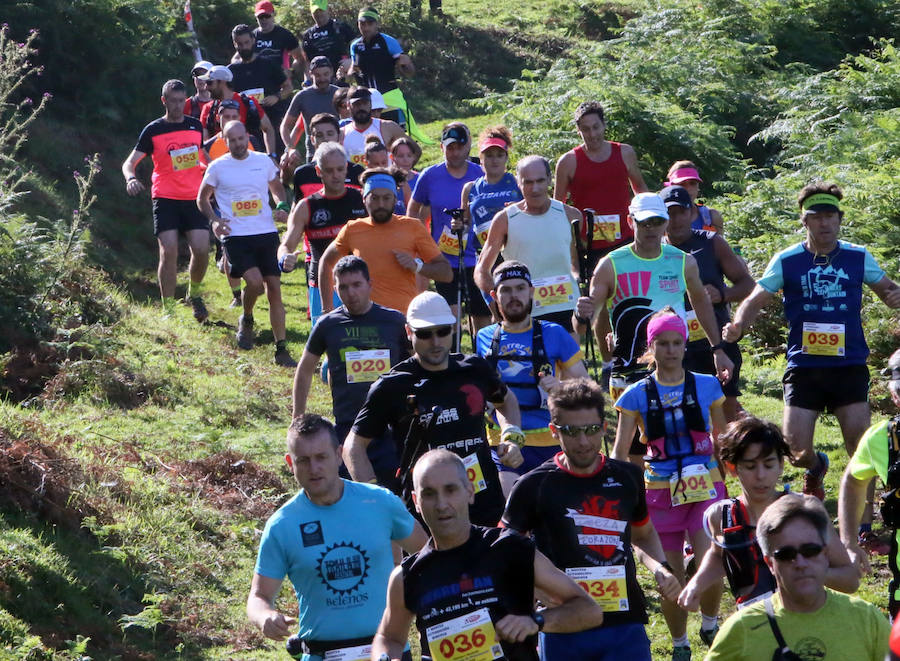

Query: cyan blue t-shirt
[[255, 480, 414, 643], [615, 372, 724, 482], [475, 320, 582, 430], [757, 240, 884, 368], [412, 161, 483, 267]]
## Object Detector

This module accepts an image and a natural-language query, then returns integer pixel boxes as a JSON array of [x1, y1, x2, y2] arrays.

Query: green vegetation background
[[1, 0, 900, 658]]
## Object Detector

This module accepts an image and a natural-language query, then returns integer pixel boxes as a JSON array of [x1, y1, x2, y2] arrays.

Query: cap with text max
[[407, 292, 456, 329]]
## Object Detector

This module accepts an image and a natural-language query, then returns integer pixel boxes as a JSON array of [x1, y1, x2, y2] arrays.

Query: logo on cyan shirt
[[317, 541, 370, 595]]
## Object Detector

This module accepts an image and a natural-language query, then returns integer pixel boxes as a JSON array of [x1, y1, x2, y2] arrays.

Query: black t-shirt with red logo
[[502, 453, 650, 626], [402, 526, 538, 661], [352, 354, 508, 526], [304, 188, 367, 284]]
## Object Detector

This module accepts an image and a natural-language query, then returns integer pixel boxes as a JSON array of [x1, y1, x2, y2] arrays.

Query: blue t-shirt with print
[[475, 320, 582, 430], [412, 161, 483, 267], [255, 480, 414, 642], [615, 372, 724, 481], [757, 240, 884, 368]]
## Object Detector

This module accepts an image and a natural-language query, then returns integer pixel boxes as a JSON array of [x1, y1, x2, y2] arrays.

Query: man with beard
[[199, 65, 277, 155], [340, 87, 407, 166], [476, 261, 588, 493], [502, 378, 680, 661], [278, 142, 366, 326], [344, 292, 524, 526], [122, 79, 209, 321], [577, 193, 732, 463], [317, 168, 451, 315], [280, 56, 338, 164], [197, 120, 296, 366], [228, 24, 292, 155]]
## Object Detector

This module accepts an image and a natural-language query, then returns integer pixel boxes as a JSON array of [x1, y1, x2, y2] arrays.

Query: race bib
[[349, 152, 367, 165], [437, 226, 467, 256], [532, 275, 576, 310], [669, 463, 716, 506], [170, 145, 199, 171], [590, 213, 621, 242], [474, 220, 492, 247], [609, 375, 627, 402], [231, 198, 263, 217], [426, 609, 503, 661], [323, 645, 370, 661], [566, 566, 629, 612], [345, 349, 390, 384], [685, 309, 705, 342], [801, 322, 845, 357], [244, 87, 265, 105], [462, 452, 486, 493]]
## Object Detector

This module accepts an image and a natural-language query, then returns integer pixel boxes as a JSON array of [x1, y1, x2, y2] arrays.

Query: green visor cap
[[310, 0, 327, 11], [358, 8, 380, 20], [801, 193, 841, 212]]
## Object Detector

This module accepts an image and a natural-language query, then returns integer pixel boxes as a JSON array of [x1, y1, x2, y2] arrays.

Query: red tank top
[[568, 142, 632, 251]]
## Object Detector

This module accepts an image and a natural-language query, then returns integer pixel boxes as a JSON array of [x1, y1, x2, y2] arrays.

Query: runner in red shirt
[[554, 101, 648, 273], [122, 79, 209, 321]]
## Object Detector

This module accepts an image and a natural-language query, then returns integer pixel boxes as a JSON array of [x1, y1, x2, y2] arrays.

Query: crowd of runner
[[119, 2, 900, 659]]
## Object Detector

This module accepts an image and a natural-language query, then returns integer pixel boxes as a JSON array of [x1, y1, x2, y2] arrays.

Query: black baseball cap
[[661, 185, 692, 209], [441, 125, 468, 147]]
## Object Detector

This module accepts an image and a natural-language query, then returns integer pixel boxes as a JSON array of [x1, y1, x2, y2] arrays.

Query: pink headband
[[646, 314, 687, 345], [479, 137, 508, 153]]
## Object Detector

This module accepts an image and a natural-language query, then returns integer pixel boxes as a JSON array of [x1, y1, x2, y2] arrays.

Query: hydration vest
[[643, 371, 714, 461], [880, 416, 900, 527], [486, 321, 551, 412], [204, 94, 261, 135], [721, 498, 776, 603]]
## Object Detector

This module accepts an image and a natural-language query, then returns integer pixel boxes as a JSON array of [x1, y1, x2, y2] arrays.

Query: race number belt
[[685, 309, 705, 343], [669, 463, 716, 506], [566, 566, 629, 612], [426, 608, 503, 661], [801, 322, 845, 357], [323, 644, 371, 661], [244, 87, 265, 105], [232, 198, 263, 217], [170, 145, 199, 171], [462, 452, 486, 493], [474, 220, 492, 247], [591, 214, 621, 242], [532, 275, 575, 310], [437, 226, 468, 256], [344, 349, 390, 383]]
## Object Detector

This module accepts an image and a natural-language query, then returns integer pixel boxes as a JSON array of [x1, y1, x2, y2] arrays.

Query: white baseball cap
[[406, 292, 456, 329], [629, 192, 669, 222]]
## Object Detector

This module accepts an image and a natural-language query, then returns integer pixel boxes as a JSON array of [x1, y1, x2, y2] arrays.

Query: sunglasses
[[413, 326, 453, 340], [636, 217, 667, 227], [257, 13, 273, 18], [772, 542, 824, 562], [552, 423, 604, 437]]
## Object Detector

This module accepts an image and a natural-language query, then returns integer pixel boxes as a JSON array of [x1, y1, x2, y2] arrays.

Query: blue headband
[[363, 173, 398, 197]]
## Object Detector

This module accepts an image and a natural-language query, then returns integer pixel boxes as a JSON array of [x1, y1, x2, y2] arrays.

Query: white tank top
[[342, 118, 384, 167], [504, 199, 579, 315]]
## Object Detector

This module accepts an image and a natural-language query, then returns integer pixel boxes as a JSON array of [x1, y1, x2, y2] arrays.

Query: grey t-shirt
[[286, 84, 339, 159]]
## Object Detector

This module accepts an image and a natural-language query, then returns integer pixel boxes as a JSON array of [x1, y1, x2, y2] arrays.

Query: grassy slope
[[2, 1, 896, 659]]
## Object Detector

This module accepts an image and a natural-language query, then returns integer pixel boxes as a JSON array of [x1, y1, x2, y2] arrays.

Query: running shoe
[[859, 530, 891, 556], [672, 645, 692, 661], [236, 315, 254, 350], [274, 347, 297, 368], [802, 451, 829, 501], [229, 293, 242, 308], [699, 625, 720, 647], [190, 296, 208, 324]]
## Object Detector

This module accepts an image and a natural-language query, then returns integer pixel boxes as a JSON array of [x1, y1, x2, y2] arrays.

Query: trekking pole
[[444, 208, 468, 353], [573, 211, 599, 381], [397, 397, 443, 504]]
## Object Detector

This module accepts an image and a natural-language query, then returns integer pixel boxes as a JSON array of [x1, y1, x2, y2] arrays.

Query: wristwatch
[[710, 341, 727, 352], [414, 257, 424, 273], [531, 611, 545, 631]]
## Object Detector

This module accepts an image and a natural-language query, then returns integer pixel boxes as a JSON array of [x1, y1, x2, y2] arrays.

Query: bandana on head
[[646, 313, 687, 345], [493, 265, 532, 288]]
